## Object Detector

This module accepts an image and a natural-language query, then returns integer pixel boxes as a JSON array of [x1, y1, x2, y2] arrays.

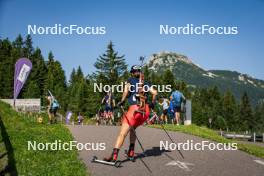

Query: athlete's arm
[[112, 99, 116, 107], [149, 87, 158, 103], [181, 93, 186, 101], [101, 97, 105, 104]]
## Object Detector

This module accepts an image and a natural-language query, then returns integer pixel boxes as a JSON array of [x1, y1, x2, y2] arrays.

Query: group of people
[[97, 91, 116, 125], [158, 89, 186, 125], [65, 111, 84, 125], [98, 84, 186, 127], [45, 63, 186, 162]]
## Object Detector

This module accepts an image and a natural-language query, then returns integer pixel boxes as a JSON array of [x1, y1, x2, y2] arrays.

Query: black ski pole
[[152, 110, 184, 159]]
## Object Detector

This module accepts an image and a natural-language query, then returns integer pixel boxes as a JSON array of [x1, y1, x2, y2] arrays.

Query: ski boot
[[103, 148, 119, 162]]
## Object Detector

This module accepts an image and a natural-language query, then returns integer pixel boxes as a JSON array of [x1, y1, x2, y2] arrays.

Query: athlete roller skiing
[[103, 64, 158, 162]]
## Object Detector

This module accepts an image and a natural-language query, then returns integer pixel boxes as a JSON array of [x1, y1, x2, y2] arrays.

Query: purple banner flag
[[13, 58, 32, 104]]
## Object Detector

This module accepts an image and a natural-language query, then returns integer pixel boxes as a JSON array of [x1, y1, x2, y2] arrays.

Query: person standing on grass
[[170, 87, 186, 125], [168, 100, 175, 124], [46, 95, 59, 124], [159, 97, 169, 124]]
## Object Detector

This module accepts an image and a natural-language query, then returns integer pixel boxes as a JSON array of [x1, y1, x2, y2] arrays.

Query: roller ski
[[91, 156, 122, 168], [91, 148, 122, 167]]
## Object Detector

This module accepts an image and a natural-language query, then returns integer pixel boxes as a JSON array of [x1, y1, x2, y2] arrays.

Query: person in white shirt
[[159, 97, 169, 124]]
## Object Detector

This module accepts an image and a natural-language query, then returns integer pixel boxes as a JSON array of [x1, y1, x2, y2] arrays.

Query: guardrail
[[220, 132, 264, 142]]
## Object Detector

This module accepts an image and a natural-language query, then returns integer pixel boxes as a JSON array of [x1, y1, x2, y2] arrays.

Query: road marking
[[166, 160, 194, 171], [254, 160, 264, 166]]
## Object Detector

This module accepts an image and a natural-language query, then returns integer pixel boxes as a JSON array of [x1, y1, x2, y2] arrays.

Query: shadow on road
[[122, 146, 173, 164], [121, 147, 174, 173], [0, 115, 18, 176]]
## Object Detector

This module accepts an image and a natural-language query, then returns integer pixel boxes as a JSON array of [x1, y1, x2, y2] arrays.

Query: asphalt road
[[68, 125, 264, 176]]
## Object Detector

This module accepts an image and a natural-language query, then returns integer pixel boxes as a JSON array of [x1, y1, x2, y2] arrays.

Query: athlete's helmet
[[130, 65, 141, 73]]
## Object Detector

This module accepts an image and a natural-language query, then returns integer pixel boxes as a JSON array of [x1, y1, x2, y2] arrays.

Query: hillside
[[0, 101, 87, 175], [147, 52, 264, 105]]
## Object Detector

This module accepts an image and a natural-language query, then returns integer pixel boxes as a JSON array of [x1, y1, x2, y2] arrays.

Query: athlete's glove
[[117, 101, 125, 107]]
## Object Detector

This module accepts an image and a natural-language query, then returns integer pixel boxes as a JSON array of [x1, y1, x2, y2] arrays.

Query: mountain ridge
[[146, 52, 264, 105]]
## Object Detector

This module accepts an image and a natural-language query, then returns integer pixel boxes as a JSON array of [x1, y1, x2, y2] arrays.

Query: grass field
[[149, 124, 264, 159], [0, 101, 87, 176]]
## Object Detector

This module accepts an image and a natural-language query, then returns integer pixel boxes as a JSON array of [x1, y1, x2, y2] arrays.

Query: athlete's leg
[[48, 108, 52, 123], [174, 112, 177, 125], [175, 112, 180, 125], [53, 109, 57, 123], [103, 111, 107, 125], [111, 112, 114, 124], [104, 122, 130, 162], [160, 114, 164, 123], [114, 122, 130, 148], [110, 112, 114, 125], [127, 128, 136, 158], [129, 127, 137, 144]]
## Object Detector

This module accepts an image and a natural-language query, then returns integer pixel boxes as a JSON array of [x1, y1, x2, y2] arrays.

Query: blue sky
[[1, 0, 264, 80]]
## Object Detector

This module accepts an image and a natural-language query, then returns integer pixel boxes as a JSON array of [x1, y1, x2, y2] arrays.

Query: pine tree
[[94, 41, 127, 86], [0, 38, 13, 98], [76, 66, 84, 80], [45, 51, 67, 111], [239, 92, 253, 131], [192, 88, 208, 125], [68, 67, 81, 112], [33, 48, 47, 102], [158, 69, 175, 98], [12, 34, 24, 54], [179, 81, 191, 99], [24, 35, 34, 58], [208, 86, 222, 120], [67, 66, 92, 114], [222, 90, 237, 130], [86, 76, 101, 117], [192, 87, 224, 129], [254, 103, 264, 132]]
